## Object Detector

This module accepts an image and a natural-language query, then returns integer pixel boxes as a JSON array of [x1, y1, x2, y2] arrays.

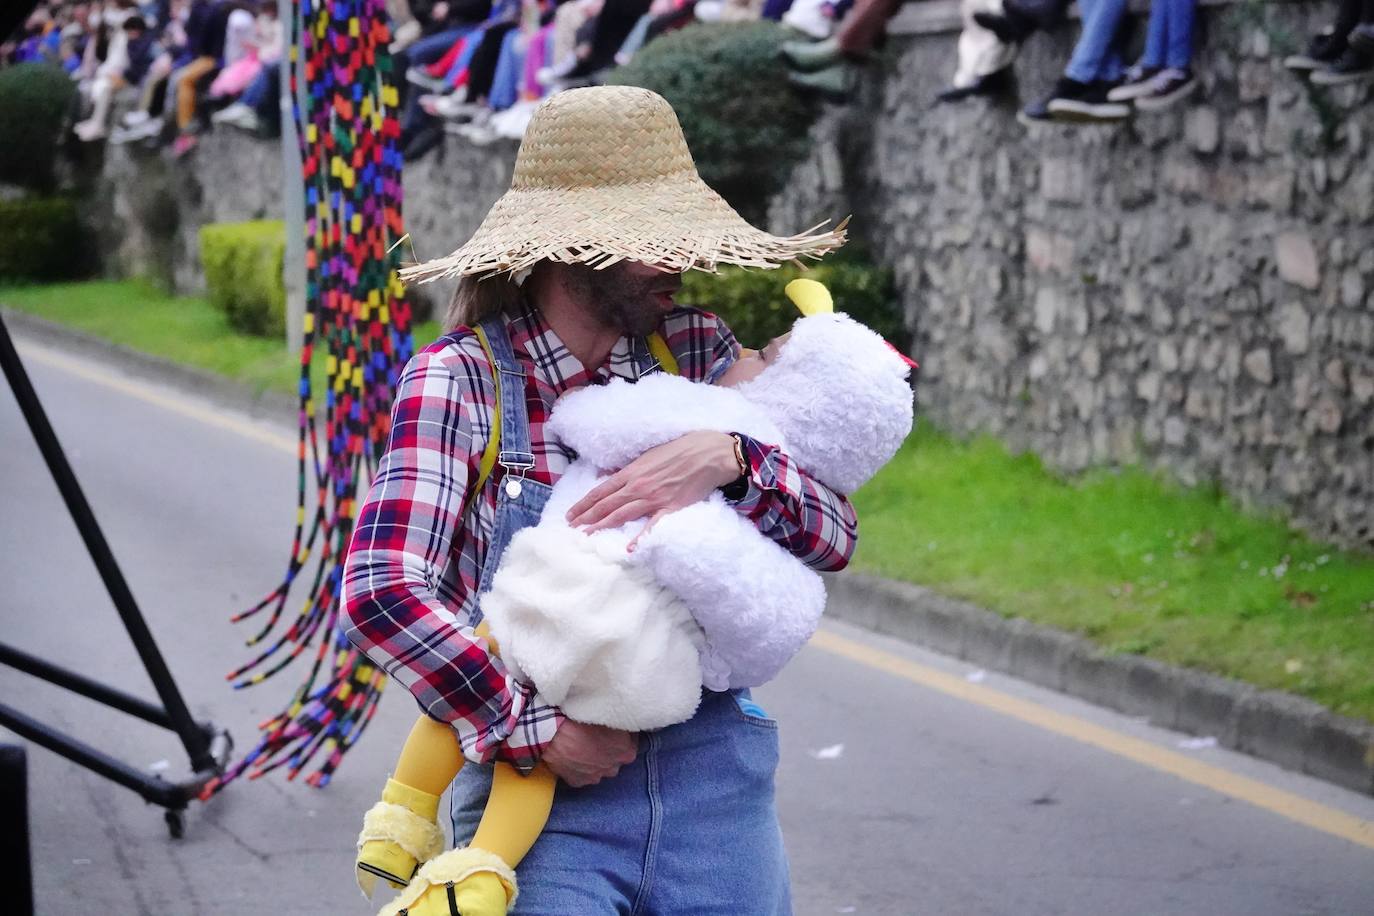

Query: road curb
[[1, 308, 298, 424], [825, 573, 1374, 798], [8, 308, 1373, 799]]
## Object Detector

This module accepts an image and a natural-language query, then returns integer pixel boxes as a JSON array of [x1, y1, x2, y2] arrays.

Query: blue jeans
[[1064, 0, 1129, 83], [450, 690, 792, 914], [488, 29, 524, 111], [1140, 0, 1196, 70]]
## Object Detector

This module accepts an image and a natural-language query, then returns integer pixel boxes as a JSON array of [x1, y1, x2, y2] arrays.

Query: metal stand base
[[0, 312, 232, 836]]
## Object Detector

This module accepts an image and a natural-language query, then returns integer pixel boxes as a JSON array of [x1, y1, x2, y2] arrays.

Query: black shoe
[[935, 66, 1013, 104], [402, 122, 443, 161], [1284, 28, 1345, 71], [1040, 77, 1131, 122], [1311, 47, 1374, 85], [1348, 23, 1374, 56], [1133, 68, 1197, 111]]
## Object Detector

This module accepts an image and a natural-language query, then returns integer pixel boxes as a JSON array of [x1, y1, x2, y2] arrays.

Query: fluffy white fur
[[735, 313, 914, 495], [547, 372, 788, 472], [482, 520, 706, 731], [480, 310, 914, 731]]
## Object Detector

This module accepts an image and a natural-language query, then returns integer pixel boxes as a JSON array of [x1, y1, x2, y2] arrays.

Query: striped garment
[[342, 299, 858, 772]]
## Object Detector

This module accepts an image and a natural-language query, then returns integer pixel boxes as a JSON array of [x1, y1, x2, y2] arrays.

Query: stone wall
[[92, 0, 1374, 549], [773, 1, 1374, 550]]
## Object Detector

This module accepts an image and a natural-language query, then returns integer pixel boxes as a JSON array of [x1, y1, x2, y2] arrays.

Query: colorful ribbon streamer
[[202, 0, 410, 795]]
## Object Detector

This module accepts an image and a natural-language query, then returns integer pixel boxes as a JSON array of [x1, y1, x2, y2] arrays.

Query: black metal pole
[[0, 642, 216, 740], [0, 314, 216, 773], [0, 704, 184, 809]]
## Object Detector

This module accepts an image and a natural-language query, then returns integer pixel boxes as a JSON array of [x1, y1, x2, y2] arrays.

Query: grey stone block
[[1235, 691, 1326, 774], [1304, 713, 1374, 796], [1171, 667, 1254, 746], [1117, 656, 1182, 725], [958, 606, 1018, 672], [1008, 624, 1079, 692]]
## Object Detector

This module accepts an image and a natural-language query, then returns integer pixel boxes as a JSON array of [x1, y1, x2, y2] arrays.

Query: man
[[343, 85, 854, 914]]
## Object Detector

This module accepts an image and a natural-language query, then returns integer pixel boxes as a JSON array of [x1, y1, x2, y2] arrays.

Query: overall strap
[[477, 315, 536, 482], [647, 332, 679, 376], [461, 327, 504, 520]]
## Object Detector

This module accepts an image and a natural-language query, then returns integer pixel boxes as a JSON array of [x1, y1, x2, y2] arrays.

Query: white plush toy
[[482, 280, 915, 732]]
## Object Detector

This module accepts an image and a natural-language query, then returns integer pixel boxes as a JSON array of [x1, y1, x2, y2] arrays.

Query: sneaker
[[781, 0, 833, 40], [406, 65, 451, 93], [1283, 28, 1345, 71], [1043, 77, 1131, 122], [73, 118, 107, 141], [935, 66, 1013, 104], [171, 132, 198, 158], [389, 19, 421, 55], [121, 109, 151, 128], [781, 35, 841, 72], [1106, 64, 1163, 101], [110, 116, 164, 144], [1133, 68, 1197, 111], [212, 102, 262, 132], [1311, 48, 1374, 85], [787, 61, 856, 101]]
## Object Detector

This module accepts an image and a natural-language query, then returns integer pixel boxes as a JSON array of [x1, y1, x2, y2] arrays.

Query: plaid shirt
[[343, 300, 858, 773]]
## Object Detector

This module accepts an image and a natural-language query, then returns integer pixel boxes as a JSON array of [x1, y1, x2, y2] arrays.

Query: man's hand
[[566, 431, 741, 536], [541, 721, 638, 787]]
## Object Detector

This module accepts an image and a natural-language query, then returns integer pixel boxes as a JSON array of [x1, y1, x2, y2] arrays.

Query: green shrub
[[609, 22, 815, 223], [680, 248, 907, 350], [0, 63, 77, 193], [199, 220, 287, 337], [0, 197, 95, 282]]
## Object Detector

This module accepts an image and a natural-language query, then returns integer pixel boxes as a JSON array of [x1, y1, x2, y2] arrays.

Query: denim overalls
[[450, 316, 792, 915]]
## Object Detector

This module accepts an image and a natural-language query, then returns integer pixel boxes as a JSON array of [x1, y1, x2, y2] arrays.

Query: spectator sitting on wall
[[778, 0, 893, 100], [209, 0, 284, 133], [1018, 0, 1132, 123], [936, 0, 1066, 103], [73, 13, 160, 140], [1288, 0, 1374, 84], [110, 0, 190, 143], [1102, 0, 1196, 111]]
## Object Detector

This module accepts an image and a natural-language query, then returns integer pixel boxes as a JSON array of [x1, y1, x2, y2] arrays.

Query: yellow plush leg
[[357, 717, 464, 896], [472, 761, 557, 867]]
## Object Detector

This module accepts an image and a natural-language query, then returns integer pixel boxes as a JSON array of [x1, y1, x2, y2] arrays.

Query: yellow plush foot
[[391, 872, 510, 916], [379, 846, 517, 916], [356, 779, 445, 897]]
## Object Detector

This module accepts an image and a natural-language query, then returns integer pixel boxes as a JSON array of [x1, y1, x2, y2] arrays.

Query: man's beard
[[567, 264, 675, 337]]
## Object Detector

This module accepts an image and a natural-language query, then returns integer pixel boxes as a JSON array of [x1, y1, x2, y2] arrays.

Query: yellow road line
[[18, 331, 1374, 852], [14, 340, 298, 456], [811, 629, 1374, 852]]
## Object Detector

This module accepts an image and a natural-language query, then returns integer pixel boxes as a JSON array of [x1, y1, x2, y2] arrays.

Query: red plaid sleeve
[[342, 344, 563, 771], [729, 435, 859, 571]]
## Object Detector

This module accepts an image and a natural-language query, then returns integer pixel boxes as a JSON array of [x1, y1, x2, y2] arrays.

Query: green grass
[[0, 279, 442, 396], [852, 424, 1374, 722], [6, 281, 1373, 722]]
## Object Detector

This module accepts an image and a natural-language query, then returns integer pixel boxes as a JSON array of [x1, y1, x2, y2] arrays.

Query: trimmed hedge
[[0, 63, 77, 193], [609, 22, 815, 223], [680, 249, 907, 351], [0, 197, 94, 282], [199, 220, 287, 337]]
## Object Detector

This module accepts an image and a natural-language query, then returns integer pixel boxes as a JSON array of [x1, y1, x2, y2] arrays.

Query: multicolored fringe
[[202, 0, 410, 796]]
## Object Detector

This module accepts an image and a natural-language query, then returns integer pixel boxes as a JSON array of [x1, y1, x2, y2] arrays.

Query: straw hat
[[400, 86, 846, 284]]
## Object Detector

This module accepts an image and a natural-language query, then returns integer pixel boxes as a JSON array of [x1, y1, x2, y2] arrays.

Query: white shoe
[[212, 102, 262, 131], [389, 20, 421, 54], [74, 118, 107, 141], [782, 0, 833, 40], [406, 66, 451, 93], [122, 109, 150, 127], [111, 117, 164, 143]]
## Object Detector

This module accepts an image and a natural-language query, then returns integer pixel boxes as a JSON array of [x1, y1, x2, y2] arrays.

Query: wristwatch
[[720, 433, 750, 501]]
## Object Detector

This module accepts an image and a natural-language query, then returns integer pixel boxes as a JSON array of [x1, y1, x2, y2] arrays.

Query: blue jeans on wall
[[1064, 0, 1129, 83], [1139, 0, 1196, 70]]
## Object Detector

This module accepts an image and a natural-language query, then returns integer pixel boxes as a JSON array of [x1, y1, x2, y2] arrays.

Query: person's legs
[[175, 55, 217, 130], [1163, 0, 1195, 71], [1063, 0, 1128, 83], [835, 0, 904, 57], [1139, 0, 1167, 70], [468, 23, 519, 102], [488, 30, 525, 110]]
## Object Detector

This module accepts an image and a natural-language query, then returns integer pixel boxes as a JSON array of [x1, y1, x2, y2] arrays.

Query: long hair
[[444, 273, 522, 331]]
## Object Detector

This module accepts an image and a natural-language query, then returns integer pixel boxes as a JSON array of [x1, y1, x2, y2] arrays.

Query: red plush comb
[[884, 341, 918, 370]]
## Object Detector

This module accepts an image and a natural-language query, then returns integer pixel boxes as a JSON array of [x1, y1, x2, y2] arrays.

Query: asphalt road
[[3, 331, 1373, 916]]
